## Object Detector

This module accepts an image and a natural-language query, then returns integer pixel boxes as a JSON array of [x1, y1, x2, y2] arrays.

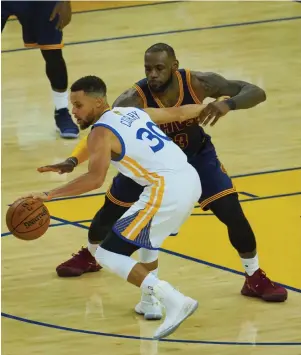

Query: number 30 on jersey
[[136, 121, 171, 153]]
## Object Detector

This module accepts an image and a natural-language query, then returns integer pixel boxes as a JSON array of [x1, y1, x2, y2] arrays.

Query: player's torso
[[134, 69, 209, 158], [93, 108, 188, 186]]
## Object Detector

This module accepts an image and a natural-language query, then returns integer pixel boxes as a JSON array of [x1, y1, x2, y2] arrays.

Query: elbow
[[93, 178, 104, 189], [89, 174, 104, 190]]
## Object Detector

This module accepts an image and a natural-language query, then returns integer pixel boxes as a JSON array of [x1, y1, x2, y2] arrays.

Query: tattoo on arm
[[194, 71, 266, 109], [112, 88, 144, 108]]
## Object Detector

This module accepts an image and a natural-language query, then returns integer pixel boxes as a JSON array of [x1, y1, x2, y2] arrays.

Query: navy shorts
[[107, 138, 236, 211], [1, 1, 63, 49]]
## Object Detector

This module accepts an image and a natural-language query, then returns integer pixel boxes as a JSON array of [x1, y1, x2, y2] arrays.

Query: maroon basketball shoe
[[241, 269, 288, 302], [56, 247, 102, 277]]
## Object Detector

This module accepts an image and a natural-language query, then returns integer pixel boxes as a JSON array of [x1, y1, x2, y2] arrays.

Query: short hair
[[145, 43, 176, 59], [70, 75, 107, 96]]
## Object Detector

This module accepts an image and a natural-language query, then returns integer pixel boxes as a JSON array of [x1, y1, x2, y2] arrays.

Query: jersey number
[[136, 121, 171, 153]]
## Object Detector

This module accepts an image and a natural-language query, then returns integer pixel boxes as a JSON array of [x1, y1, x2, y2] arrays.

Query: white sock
[[241, 254, 259, 276], [140, 272, 160, 296], [53, 90, 68, 110], [139, 248, 159, 263], [140, 268, 159, 303], [87, 242, 98, 257], [95, 246, 138, 280], [151, 268, 158, 277]]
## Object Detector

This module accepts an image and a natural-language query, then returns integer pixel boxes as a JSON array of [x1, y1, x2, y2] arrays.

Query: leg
[[56, 174, 144, 276], [96, 231, 198, 339], [135, 248, 162, 320], [1, 3, 11, 32], [209, 193, 287, 302], [36, 2, 78, 138], [192, 142, 287, 302], [56, 196, 129, 277]]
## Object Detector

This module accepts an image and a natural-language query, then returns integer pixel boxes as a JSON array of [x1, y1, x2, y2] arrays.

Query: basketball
[[6, 198, 50, 241]]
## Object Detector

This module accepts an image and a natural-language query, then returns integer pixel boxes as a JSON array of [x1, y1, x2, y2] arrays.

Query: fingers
[[37, 166, 61, 173], [210, 114, 222, 126], [49, 6, 57, 21]]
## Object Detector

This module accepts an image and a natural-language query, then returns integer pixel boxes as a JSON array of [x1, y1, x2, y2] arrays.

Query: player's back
[[93, 107, 190, 187]]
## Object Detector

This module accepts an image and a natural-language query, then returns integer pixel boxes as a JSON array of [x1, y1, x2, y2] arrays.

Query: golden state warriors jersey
[[93, 107, 189, 186]]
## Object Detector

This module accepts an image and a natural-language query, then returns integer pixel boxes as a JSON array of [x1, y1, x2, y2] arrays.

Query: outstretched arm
[[192, 71, 266, 126], [194, 71, 266, 109], [144, 104, 206, 124]]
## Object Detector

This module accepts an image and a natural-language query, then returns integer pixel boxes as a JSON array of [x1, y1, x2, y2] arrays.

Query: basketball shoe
[[56, 247, 101, 277], [241, 269, 288, 302]]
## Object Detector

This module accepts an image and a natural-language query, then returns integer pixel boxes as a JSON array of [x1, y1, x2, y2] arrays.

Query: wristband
[[224, 98, 237, 110], [66, 157, 78, 167]]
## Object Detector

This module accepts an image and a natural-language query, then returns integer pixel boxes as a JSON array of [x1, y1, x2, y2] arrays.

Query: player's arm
[[194, 71, 266, 108], [112, 87, 145, 108], [192, 71, 266, 126], [42, 127, 112, 200], [37, 135, 89, 174], [144, 105, 206, 124]]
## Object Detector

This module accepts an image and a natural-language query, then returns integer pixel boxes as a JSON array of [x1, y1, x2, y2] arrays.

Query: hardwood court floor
[[1, 2, 301, 355]]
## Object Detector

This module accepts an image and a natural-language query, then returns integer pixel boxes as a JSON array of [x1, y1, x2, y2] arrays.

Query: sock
[[140, 272, 160, 296], [95, 246, 138, 280], [53, 90, 68, 110], [88, 241, 98, 257], [241, 254, 259, 276], [141, 268, 159, 303], [151, 268, 158, 277]]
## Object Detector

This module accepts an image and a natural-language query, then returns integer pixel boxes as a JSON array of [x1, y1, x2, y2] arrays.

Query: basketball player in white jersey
[[23, 75, 206, 339]]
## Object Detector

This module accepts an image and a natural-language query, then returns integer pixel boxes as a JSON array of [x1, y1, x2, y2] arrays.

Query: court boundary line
[[5, 166, 298, 204], [2, 206, 301, 294], [2, 190, 301, 238], [2, 16, 301, 53], [2, 312, 301, 346], [6, 1, 182, 22]]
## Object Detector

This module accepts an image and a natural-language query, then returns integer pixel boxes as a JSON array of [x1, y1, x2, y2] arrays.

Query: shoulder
[[112, 87, 144, 108]]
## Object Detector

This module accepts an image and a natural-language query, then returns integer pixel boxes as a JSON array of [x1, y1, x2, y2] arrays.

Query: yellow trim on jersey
[[71, 135, 89, 164], [133, 84, 148, 108], [186, 69, 202, 104], [106, 187, 134, 208], [199, 188, 236, 210], [150, 71, 184, 108], [120, 156, 165, 241]]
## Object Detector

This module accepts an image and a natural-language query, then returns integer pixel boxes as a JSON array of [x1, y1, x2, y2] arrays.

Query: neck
[[92, 103, 110, 124]]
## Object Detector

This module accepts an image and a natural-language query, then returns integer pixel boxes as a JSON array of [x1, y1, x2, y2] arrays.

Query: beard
[[78, 109, 97, 130], [148, 71, 173, 93]]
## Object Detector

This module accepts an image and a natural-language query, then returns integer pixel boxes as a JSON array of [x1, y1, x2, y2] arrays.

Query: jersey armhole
[[133, 84, 148, 108], [185, 69, 202, 104], [93, 123, 126, 161]]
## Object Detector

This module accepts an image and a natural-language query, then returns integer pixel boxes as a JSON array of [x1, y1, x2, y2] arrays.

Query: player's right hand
[[37, 157, 78, 174]]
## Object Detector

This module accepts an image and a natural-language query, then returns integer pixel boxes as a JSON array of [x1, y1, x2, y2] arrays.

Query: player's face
[[71, 91, 101, 130], [144, 52, 178, 92]]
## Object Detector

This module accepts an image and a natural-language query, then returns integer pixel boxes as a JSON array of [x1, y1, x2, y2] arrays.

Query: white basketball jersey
[[93, 107, 189, 186]]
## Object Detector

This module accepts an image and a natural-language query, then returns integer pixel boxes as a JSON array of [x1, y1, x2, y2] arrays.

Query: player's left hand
[[50, 1, 72, 30], [198, 99, 231, 127], [17, 192, 50, 202]]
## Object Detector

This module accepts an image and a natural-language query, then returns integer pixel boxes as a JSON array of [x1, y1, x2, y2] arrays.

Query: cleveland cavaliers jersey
[[93, 107, 189, 187], [133, 69, 210, 158]]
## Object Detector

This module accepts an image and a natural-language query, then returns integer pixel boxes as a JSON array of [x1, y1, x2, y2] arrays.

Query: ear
[[96, 97, 104, 108], [172, 59, 179, 71]]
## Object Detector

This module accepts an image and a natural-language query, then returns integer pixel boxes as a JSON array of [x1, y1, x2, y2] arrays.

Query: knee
[[210, 194, 248, 227], [41, 49, 64, 64]]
